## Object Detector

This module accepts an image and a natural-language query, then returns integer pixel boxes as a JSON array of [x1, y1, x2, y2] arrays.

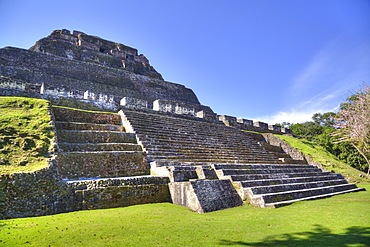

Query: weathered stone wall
[[263, 134, 327, 170], [52, 106, 121, 124], [219, 116, 291, 135], [169, 179, 243, 213], [0, 161, 75, 219], [0, 47, 201, 106], [57, 152, 149, 179], [0, 162, 170, 219], [65, 176, 171, 211], [30, 29, 162, 80]]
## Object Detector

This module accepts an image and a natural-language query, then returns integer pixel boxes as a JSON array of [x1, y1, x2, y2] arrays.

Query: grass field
[[1, 184, 369, 247]]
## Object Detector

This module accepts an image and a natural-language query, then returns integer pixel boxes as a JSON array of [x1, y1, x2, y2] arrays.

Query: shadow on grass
[[220, 225, 370, 246]]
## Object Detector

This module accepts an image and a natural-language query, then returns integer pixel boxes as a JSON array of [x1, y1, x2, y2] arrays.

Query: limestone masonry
[[0, 30, 365, 218]]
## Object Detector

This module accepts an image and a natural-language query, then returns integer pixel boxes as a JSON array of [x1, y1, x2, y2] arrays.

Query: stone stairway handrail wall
[[263, 134, 328, 171]]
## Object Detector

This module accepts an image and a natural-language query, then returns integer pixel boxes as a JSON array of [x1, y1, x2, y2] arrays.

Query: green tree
[[289, 110, 367, 172], [333, 84, 370, 176], [312, 112, 336, 127]]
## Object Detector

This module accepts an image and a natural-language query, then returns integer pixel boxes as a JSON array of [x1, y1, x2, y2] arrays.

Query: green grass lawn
[[0, 97, 54, 174], [1, 184, 369, 247]]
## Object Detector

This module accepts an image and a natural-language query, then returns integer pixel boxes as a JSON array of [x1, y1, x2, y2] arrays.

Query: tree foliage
[[281, 86, 369, 173], [333, 84, 370, 175]]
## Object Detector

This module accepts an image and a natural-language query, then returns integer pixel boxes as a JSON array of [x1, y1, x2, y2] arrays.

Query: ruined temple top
[[30, 29, 163, 80]]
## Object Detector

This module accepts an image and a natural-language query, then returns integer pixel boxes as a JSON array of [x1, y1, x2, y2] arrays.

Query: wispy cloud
[[253, 34, 370, 125], [253, 93, 341, 124]]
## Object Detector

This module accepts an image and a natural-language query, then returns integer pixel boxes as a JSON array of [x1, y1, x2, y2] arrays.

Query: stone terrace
[[120, 108, 283, 164], [119, 108, 365, 208], [0, 30, 366, 217], [52, 106, 170, 212]]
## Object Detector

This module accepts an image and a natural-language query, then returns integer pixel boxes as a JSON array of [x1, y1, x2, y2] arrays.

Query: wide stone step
[[58, 142, 142, 152], [150, 157, 282, 164], [147, 149, 275, 157], [240, 174, 345, 187], [57, 151, 149, 179], [148, 156, 281, 165], [229, 171, 332, 181], [145, 141, 268, 151], [273, 153, 291, 158], [146, 144, 267, 153], [57, 130, 137, 143], [123, 112, 213, 125], [147, 147, 266, 157], [245, 179, 348, 195], [138, 135, 259, 147], [134, 126, 254, 139], [55, 121, 124, 132], [135, 128, 257, 139], [64, 175, 170, 189], [251, 184, 362, 206], [52, 106, 121, 124], [148, 154, 279, 163], [264, 187, 366, 208], [219, 167, 321, 175], [214, 164, 312, 170]]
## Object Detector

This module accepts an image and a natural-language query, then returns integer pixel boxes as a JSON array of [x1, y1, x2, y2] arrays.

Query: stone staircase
[[51, 106, 170, 210], [214, 163, 364, 207], [120, 109, 283, 164], [119, 108, 365, 208]]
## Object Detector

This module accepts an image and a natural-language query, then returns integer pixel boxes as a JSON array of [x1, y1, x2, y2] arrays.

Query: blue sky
[[1, 0, 369, 124]]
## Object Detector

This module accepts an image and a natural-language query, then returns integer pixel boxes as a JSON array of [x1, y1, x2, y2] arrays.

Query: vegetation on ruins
[[0, 97, 54, 174], [275, 134, 369, 183], [1, 184, 369, 246], [285, 84, 370, 175]]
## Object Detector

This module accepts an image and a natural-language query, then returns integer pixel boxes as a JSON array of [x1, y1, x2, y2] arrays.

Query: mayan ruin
[[0, 29, 366, 218]]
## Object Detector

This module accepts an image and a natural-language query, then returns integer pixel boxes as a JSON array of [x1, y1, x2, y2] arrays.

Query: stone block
[[281, 128, 293, 134], [169, 179, 243, 213], [269, 125, 281, 132], [237, 118, 253, 125], [254, 121, 268, 130], [77, 40, 100, 51], [0, 77, 26, 91], [169, 166, 199, 182], [219, 115, 237, 123], [196, 110, 217, 121], [120, 97, 148, 110], [153, 99, 195, 116], [153, 99, 173, 112], [219, 115, 238, 126]]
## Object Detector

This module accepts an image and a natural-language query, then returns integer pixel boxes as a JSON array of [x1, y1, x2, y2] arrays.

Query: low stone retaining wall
[[65, 176, 171, 210], [73, 184, 170, 210], [0, 160, 74, 219], [0, 162, 170, 219], [57, 152, 149, 179], [263, 134, 327, 171]]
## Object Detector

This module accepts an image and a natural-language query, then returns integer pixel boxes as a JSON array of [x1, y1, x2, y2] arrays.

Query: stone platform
[[0, 30, 366, 218]]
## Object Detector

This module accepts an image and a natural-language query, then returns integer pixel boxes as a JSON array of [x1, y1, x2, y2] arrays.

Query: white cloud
[[258, 34, 370, 126], [252, 88, 343, 125], [288, 34, 370, 109], [253, 110, 316, 125]]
